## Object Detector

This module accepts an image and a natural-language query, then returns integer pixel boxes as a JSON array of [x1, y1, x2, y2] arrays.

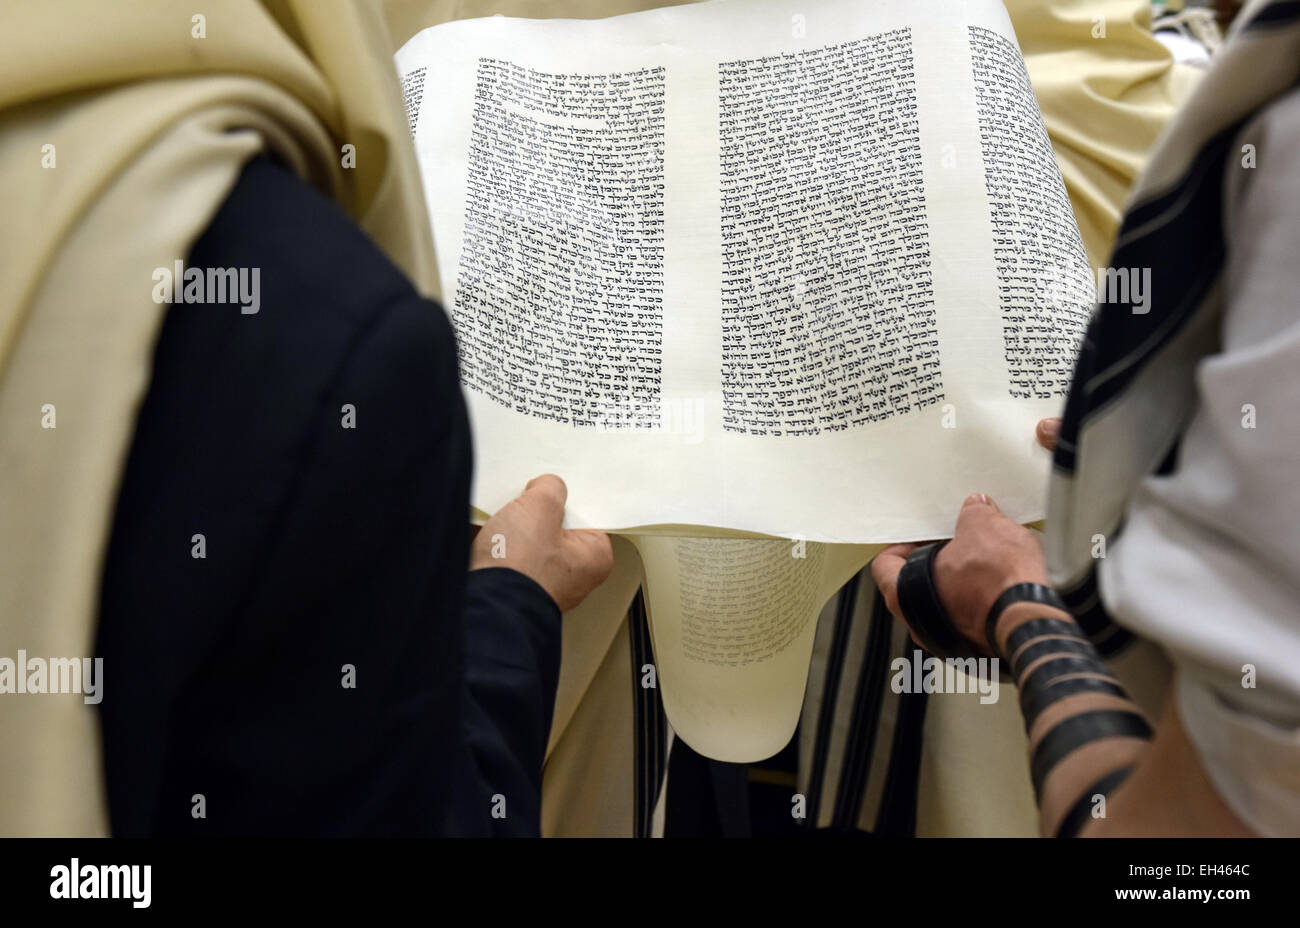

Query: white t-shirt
[[1100, 89, 1300, 837]]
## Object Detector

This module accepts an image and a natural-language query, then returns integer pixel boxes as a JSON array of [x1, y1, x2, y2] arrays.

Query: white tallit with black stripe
[[1045, 0, 1300, 653]]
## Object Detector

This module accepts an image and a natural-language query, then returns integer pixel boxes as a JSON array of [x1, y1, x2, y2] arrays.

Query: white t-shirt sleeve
[[1098, 88, 1300, 837]]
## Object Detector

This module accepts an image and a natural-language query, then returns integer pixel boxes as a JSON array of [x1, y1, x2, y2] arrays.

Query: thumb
[[565, 529, 613, 571], [518, 473, 567, 525], [870, 543, 916, 619], [955, 492, 1000, 534], [1036, 417, 1061, 452]]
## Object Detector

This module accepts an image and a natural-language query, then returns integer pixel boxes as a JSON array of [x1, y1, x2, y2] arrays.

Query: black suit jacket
[[96, 157, 559, 836]]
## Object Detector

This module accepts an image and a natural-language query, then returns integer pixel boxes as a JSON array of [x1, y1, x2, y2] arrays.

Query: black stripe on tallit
[[1053, 124, 1236, 472], [629, 590, 668, 838], [831, 583, 895, 830], [803, 571, 859, 827], [872, 656, 930, 837]]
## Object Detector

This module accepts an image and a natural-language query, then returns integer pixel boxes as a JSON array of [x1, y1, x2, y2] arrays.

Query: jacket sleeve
[[459, 567, 562, 837]]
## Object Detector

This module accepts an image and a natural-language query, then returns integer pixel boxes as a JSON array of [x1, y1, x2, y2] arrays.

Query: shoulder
[[164, 154, 460, 423]]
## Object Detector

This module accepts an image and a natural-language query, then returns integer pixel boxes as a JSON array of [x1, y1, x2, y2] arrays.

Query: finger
[[870, 543, 916, 618], [521, 473, 567, 520], [1036, 417, 1061, 452]]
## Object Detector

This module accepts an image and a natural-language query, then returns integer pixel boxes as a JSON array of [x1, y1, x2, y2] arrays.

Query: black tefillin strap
[[985, 584, 1152, 834]]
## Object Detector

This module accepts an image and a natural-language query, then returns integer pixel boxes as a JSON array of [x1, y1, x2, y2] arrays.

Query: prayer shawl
[[1044, 0, 1300, 650], [0, 0, 437, 837]]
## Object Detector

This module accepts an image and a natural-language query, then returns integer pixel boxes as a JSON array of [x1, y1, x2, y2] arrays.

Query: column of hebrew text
[[454, 60, 668, 427], [718, 30, 940, 437], [969, 25, 1091, 399]]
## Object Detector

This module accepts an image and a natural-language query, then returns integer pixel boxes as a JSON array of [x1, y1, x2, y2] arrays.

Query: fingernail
[[965, 492, 990, 505], [1039, 418, 1060, 440]]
